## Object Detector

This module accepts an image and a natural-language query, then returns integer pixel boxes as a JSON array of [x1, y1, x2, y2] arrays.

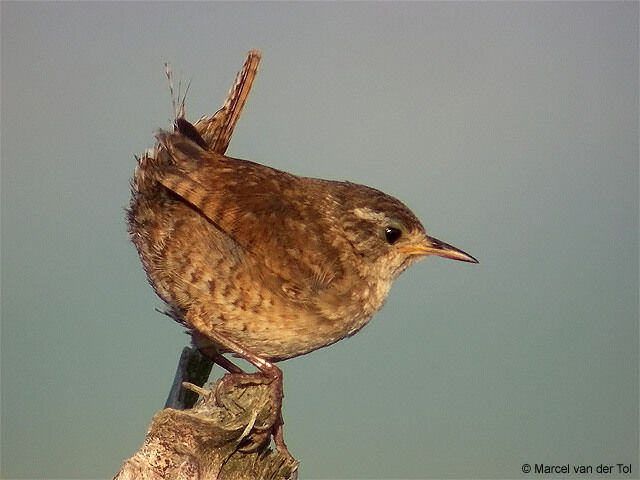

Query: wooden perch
[[165, 345, 215, 410], [114, 374, 298, 480]]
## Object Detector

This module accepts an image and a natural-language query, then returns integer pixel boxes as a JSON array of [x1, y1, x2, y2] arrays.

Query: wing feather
[[155, 132, 345, 297]]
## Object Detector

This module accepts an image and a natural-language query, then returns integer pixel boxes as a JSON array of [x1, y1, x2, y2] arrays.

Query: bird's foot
[[186, 311, 295, 461], [214, 368, 293, 462]]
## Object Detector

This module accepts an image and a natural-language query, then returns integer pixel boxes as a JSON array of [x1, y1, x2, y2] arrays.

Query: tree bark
[[165, 345, 215, 410], [114, 372, 298, 480]]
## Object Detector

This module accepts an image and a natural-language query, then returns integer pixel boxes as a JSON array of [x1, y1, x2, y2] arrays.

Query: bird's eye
[[385, 226, 403, 245]]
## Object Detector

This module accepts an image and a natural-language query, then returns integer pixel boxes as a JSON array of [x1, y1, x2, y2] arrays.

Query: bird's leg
[[211, 352, 244, 374], [191, 334, 245, 375], [186, 311, 293, 461]]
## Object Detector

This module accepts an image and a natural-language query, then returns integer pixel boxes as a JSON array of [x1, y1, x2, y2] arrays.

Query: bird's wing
[[155, 132, 344, 300]]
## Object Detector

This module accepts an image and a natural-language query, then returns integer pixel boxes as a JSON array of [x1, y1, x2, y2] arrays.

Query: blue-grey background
[[1, 2, 638, 479]]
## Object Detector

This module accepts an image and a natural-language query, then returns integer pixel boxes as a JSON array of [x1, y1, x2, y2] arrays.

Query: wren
[[126, 51, 477, 459]]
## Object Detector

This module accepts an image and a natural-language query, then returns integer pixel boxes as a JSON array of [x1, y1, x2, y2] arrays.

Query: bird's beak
[[399, 235, 478, 263]]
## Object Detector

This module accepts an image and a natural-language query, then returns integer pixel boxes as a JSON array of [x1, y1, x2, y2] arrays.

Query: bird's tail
[[130, 50, 261, 197]]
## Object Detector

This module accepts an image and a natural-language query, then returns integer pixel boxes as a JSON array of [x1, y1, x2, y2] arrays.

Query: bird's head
[[337, 183, 478, 283]]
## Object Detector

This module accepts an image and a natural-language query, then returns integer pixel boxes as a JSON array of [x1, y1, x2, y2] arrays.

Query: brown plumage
[[126, 51, 477, 459], [128, 124, 477, 360]]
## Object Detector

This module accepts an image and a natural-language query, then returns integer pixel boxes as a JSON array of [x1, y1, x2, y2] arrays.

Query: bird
[[126, 51, 477, 460]]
